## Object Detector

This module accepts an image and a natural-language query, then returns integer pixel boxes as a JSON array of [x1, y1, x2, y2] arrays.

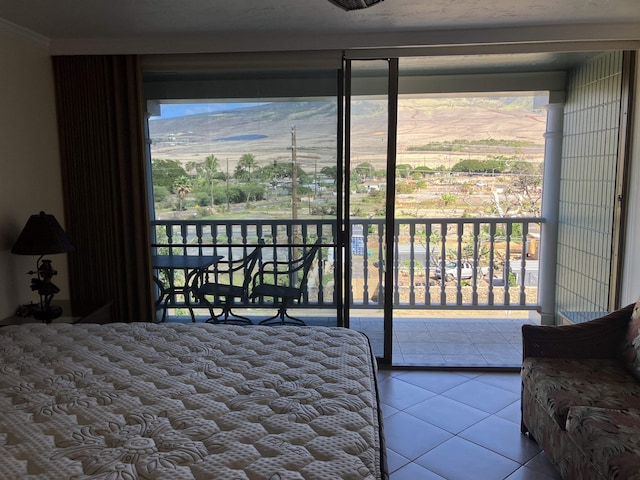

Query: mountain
[[149, 97, 547, 171]]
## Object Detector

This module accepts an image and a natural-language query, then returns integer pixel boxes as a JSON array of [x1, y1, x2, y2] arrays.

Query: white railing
[[151, 217, 543, 313]]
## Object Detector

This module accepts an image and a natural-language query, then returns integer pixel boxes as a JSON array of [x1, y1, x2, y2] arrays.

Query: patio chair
[[251, 240, 321, 326], [195, 243, 263, 325]]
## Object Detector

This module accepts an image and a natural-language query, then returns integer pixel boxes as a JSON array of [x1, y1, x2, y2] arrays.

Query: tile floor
[[355, 315, 538, 367], [377, 369, 562, 480]]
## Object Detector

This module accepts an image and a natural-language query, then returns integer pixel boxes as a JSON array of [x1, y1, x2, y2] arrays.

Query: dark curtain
[[52, 55, 154, 322]]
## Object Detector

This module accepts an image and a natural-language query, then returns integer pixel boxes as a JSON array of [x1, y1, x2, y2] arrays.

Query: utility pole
[[226, 158, 230, 212], [314, 158, 317, 200], [291, 125, 298, 221]]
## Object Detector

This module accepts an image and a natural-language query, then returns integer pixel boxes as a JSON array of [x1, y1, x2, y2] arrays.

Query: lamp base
[[33, 306, 62, 323]]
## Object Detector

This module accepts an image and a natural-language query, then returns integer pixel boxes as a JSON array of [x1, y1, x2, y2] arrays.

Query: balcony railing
[[151, 217, 543, 315]]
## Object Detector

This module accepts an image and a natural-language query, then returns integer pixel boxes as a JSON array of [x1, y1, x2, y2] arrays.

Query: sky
[[157, 103, 266, 119]]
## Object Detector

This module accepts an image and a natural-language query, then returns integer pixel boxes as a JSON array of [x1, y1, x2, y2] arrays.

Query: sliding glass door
[[143, 57, 345, 325], [345, 58, 398, 364]]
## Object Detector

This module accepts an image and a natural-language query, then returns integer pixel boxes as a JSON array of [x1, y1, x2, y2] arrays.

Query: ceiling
[[0, 0, 639, 56]]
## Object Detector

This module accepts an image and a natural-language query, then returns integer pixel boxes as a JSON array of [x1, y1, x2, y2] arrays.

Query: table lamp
[[11, 211, 74, 322]]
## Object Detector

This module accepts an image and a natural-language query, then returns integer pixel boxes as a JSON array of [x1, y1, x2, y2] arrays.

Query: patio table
[[152, 255, 222, 322]]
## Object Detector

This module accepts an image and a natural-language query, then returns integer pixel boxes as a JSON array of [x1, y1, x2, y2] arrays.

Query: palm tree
[[194, 154, 220, 208], [173, 176, 192, 211], [235, 153, 259, 203], [235, 153, 257, 182]]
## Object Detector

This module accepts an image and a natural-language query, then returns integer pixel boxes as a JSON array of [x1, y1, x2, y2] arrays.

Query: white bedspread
[[0, 323, 386, 479]]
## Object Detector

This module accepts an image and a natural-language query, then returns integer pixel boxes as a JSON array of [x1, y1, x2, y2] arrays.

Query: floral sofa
[[521, 299, 640, 480]]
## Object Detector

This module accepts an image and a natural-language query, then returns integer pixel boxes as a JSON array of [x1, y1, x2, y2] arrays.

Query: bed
[[0, 322, 387, 479]]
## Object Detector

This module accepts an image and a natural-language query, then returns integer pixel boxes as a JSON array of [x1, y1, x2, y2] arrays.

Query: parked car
[[434, 260, 475, 281]]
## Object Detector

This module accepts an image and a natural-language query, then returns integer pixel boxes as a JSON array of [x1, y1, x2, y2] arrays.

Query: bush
[[153, 185, 170, 203]]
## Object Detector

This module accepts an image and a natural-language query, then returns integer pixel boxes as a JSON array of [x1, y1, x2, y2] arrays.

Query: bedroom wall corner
[[0, 33, 68, 319]]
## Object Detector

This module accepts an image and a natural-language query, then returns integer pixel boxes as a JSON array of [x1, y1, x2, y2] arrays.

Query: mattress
[[0, 323, 387, 479]]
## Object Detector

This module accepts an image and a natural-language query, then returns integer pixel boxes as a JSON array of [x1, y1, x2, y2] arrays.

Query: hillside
[[149, 97, 547, 172]]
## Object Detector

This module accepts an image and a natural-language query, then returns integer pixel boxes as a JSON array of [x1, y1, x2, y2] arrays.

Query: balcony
[[151, 216, 543, 366]]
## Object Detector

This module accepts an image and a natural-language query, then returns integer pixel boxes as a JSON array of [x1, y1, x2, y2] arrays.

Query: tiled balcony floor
[[352, 313, 539, 367]]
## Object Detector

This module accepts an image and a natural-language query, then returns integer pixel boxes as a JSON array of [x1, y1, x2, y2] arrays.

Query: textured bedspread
[[0, 323, 386, 479]]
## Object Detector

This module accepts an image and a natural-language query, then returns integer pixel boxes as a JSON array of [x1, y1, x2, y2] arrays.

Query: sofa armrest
[[522, 303, 635, 360]]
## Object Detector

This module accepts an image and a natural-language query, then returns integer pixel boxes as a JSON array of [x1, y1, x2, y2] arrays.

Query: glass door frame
[[343, 56, 399, 365]]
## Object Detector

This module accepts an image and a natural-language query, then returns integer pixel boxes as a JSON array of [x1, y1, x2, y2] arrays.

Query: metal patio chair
[[251, 239, 321, 326], [195, 243, 263, 325]]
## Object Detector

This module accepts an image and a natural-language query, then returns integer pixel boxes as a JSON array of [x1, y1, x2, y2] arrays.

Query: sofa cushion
[[566, 406, 640, 480], [522, 357, 640, 429], [622, 297, 640, 381]]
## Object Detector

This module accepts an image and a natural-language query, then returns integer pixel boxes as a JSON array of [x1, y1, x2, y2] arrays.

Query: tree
[[396, 164, 413, 178], [452, 159, 484, 173], [152, 159, 188, 190], [413, 165, 433, 177], [505, 162, 543, 216], [234, 153, 262, 203], [172, 176, 192, 211], [452, 158, 507, 174], [320, 166, 337, 182], [354, 162, 375, 180], [193, 154, 221, 209], [258, 161, 308, 184], [234, 153, 258, 182], [437, 193, 458, 215]]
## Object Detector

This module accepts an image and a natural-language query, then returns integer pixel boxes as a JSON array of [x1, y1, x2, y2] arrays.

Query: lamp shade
[[11, 211, 74, 255], [328, 0, 384, 10]]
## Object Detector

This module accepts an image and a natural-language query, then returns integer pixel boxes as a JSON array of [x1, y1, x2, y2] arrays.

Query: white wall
[[0, 34, 67, 319], [621, 52, 640, 306]]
